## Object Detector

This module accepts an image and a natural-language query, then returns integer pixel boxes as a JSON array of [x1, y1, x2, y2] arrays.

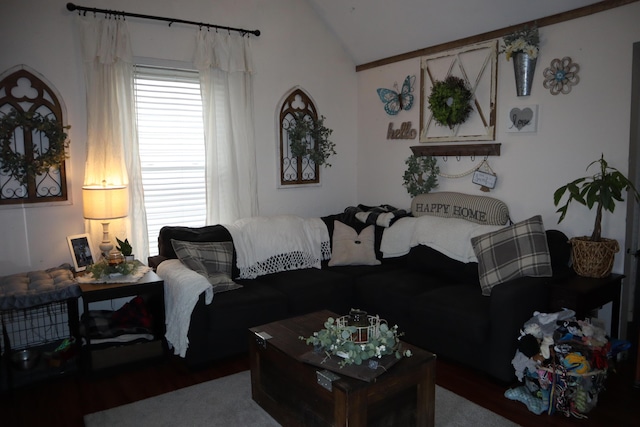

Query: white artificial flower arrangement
[[502, 26, 540, 61]]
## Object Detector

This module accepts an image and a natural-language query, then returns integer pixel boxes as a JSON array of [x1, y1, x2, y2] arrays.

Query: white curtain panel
[[78, 16, 149, 262], [194, 30, 259, 224]]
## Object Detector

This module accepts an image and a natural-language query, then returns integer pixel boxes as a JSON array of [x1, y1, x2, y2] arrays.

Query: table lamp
[[82, 183, 129, 257]]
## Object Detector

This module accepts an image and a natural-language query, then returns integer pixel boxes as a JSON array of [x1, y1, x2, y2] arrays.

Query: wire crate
[[1, 300, 72, 352]]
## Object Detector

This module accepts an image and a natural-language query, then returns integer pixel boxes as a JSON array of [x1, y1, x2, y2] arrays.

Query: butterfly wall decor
[[376, 75, 415, 116]]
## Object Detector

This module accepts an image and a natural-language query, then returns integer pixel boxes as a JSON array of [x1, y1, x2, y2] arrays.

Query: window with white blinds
[[134, 65, 206, 256]]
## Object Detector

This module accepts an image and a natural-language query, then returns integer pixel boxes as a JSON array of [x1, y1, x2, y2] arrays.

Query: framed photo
[[506, 104, 538, 133], [67, 233, 97, 272]]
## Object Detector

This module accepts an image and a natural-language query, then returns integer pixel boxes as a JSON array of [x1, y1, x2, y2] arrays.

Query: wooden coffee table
[[249, 310, 436, 426]]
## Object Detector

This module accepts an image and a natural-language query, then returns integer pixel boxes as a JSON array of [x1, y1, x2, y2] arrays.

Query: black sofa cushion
[[252, 268, 354, 316], [410, 283, 491, 346], [353, 269, 452, 329], [406, 244, 479, 284], [185, 281, 288, 366]]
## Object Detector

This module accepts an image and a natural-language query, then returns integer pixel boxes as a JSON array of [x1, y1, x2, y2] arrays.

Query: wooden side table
[[549, 273, 624, 337], [79, 270, 166, 372]]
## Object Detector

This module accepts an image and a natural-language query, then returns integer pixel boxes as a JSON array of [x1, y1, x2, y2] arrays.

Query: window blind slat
[[134, 65, 207, 256]]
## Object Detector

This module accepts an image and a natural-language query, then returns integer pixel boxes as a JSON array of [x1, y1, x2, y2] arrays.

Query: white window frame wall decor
[[420, 40, 498, 143]]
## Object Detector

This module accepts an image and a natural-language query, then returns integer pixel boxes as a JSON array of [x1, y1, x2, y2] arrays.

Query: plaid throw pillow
[[171, 239, 242, 293], [471, 215, 552, 296]]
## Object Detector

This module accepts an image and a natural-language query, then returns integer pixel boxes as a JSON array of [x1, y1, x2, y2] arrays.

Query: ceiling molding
[[355, 0, 639, 72]]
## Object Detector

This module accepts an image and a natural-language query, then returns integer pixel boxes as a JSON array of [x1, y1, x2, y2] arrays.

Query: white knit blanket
[[157, 259, 214, 357], [225, 215, 331, 279], [381, 215, 504, 262]]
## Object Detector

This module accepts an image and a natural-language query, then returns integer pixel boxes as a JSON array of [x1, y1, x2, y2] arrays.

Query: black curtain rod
[[66, 2, 261, 36]]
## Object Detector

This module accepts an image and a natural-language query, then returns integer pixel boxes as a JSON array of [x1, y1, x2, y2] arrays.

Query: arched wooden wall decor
[[278, 88, 319, 185], [0, 66, 69, 204]]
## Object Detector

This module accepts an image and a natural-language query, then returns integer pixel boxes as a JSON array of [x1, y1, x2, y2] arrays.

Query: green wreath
[[403, 154, 439, 197], [0, 110, 70, 185], [427, 76, 473, 129]]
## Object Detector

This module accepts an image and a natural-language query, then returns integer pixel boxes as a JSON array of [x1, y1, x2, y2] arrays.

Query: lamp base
[[99, 222, 113, 258]]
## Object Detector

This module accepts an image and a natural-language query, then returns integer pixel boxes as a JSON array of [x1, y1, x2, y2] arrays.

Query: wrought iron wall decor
[[0, 65, 69, 205]]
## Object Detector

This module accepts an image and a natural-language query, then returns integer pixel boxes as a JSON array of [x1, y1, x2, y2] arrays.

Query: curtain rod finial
[[66, 2, 77, 11]]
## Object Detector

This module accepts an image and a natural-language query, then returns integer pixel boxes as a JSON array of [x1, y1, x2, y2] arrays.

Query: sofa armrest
[[487, 276, 551, 382], [148, 255, 169, 270]]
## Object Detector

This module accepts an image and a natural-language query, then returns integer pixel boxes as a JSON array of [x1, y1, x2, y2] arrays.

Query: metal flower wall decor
[[543, 57, 580, 95]]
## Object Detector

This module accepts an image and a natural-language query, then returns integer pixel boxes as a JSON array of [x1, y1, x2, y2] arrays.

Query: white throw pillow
[[328, 221, 381, 267]]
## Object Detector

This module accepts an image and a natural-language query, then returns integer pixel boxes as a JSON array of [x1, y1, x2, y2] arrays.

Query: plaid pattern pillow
[[471, 215, 552, 296], [171, 240, 242, 293]]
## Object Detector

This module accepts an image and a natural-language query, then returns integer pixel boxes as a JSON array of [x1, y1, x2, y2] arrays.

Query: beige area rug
[[84, 370, 519, 427]]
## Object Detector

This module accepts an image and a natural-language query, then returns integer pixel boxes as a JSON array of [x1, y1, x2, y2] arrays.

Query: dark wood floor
[[1, 350, 639, 427]]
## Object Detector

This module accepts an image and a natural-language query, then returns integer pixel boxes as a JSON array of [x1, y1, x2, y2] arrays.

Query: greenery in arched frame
[[0, 66, 69, 205], [279, 88, 322, 186]]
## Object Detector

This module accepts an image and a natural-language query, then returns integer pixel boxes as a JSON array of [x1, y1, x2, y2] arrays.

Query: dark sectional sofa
[[148, 210, 571, 383]]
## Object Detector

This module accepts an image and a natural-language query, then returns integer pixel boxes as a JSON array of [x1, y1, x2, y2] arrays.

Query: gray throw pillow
[[171, 239, 242, 293], [471, 215, 552, 296]]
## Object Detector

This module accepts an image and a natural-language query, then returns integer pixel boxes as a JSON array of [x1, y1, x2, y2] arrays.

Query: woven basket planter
[[570, 237, 619, 278]]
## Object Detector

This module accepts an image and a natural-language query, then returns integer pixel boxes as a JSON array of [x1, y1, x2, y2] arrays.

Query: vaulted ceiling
[[307, 0, 602, 66]]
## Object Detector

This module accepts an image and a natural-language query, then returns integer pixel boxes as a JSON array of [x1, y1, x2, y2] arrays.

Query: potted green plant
[[116, 237, 134, 262], [553, 154, 639, 277], [287, 112, 336, 167]]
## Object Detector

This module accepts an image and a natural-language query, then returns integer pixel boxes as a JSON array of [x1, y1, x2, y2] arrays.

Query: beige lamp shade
[[82, 185, 129, 220]]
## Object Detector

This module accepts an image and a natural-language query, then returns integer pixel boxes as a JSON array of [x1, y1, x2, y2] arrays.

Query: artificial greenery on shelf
[[287, 112, 336, 167], [86, 259, 137, 279]]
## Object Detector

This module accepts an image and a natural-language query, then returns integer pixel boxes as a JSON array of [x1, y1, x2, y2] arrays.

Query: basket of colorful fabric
[[505, 309, 613, 418]]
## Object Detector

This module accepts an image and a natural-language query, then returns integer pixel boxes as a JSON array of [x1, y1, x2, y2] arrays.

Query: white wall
[[357, 3, 640, 277], [0, 0, 357, 275]]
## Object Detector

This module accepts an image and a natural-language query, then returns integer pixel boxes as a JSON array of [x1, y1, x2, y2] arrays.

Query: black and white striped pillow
[[411, 191, 509, 225]]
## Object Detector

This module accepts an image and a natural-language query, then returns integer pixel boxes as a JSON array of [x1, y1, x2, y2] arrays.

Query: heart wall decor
[[506, 104, 538, 133]]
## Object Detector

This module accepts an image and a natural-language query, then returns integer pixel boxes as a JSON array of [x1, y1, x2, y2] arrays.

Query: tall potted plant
[[553, 154, 639, 277]]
